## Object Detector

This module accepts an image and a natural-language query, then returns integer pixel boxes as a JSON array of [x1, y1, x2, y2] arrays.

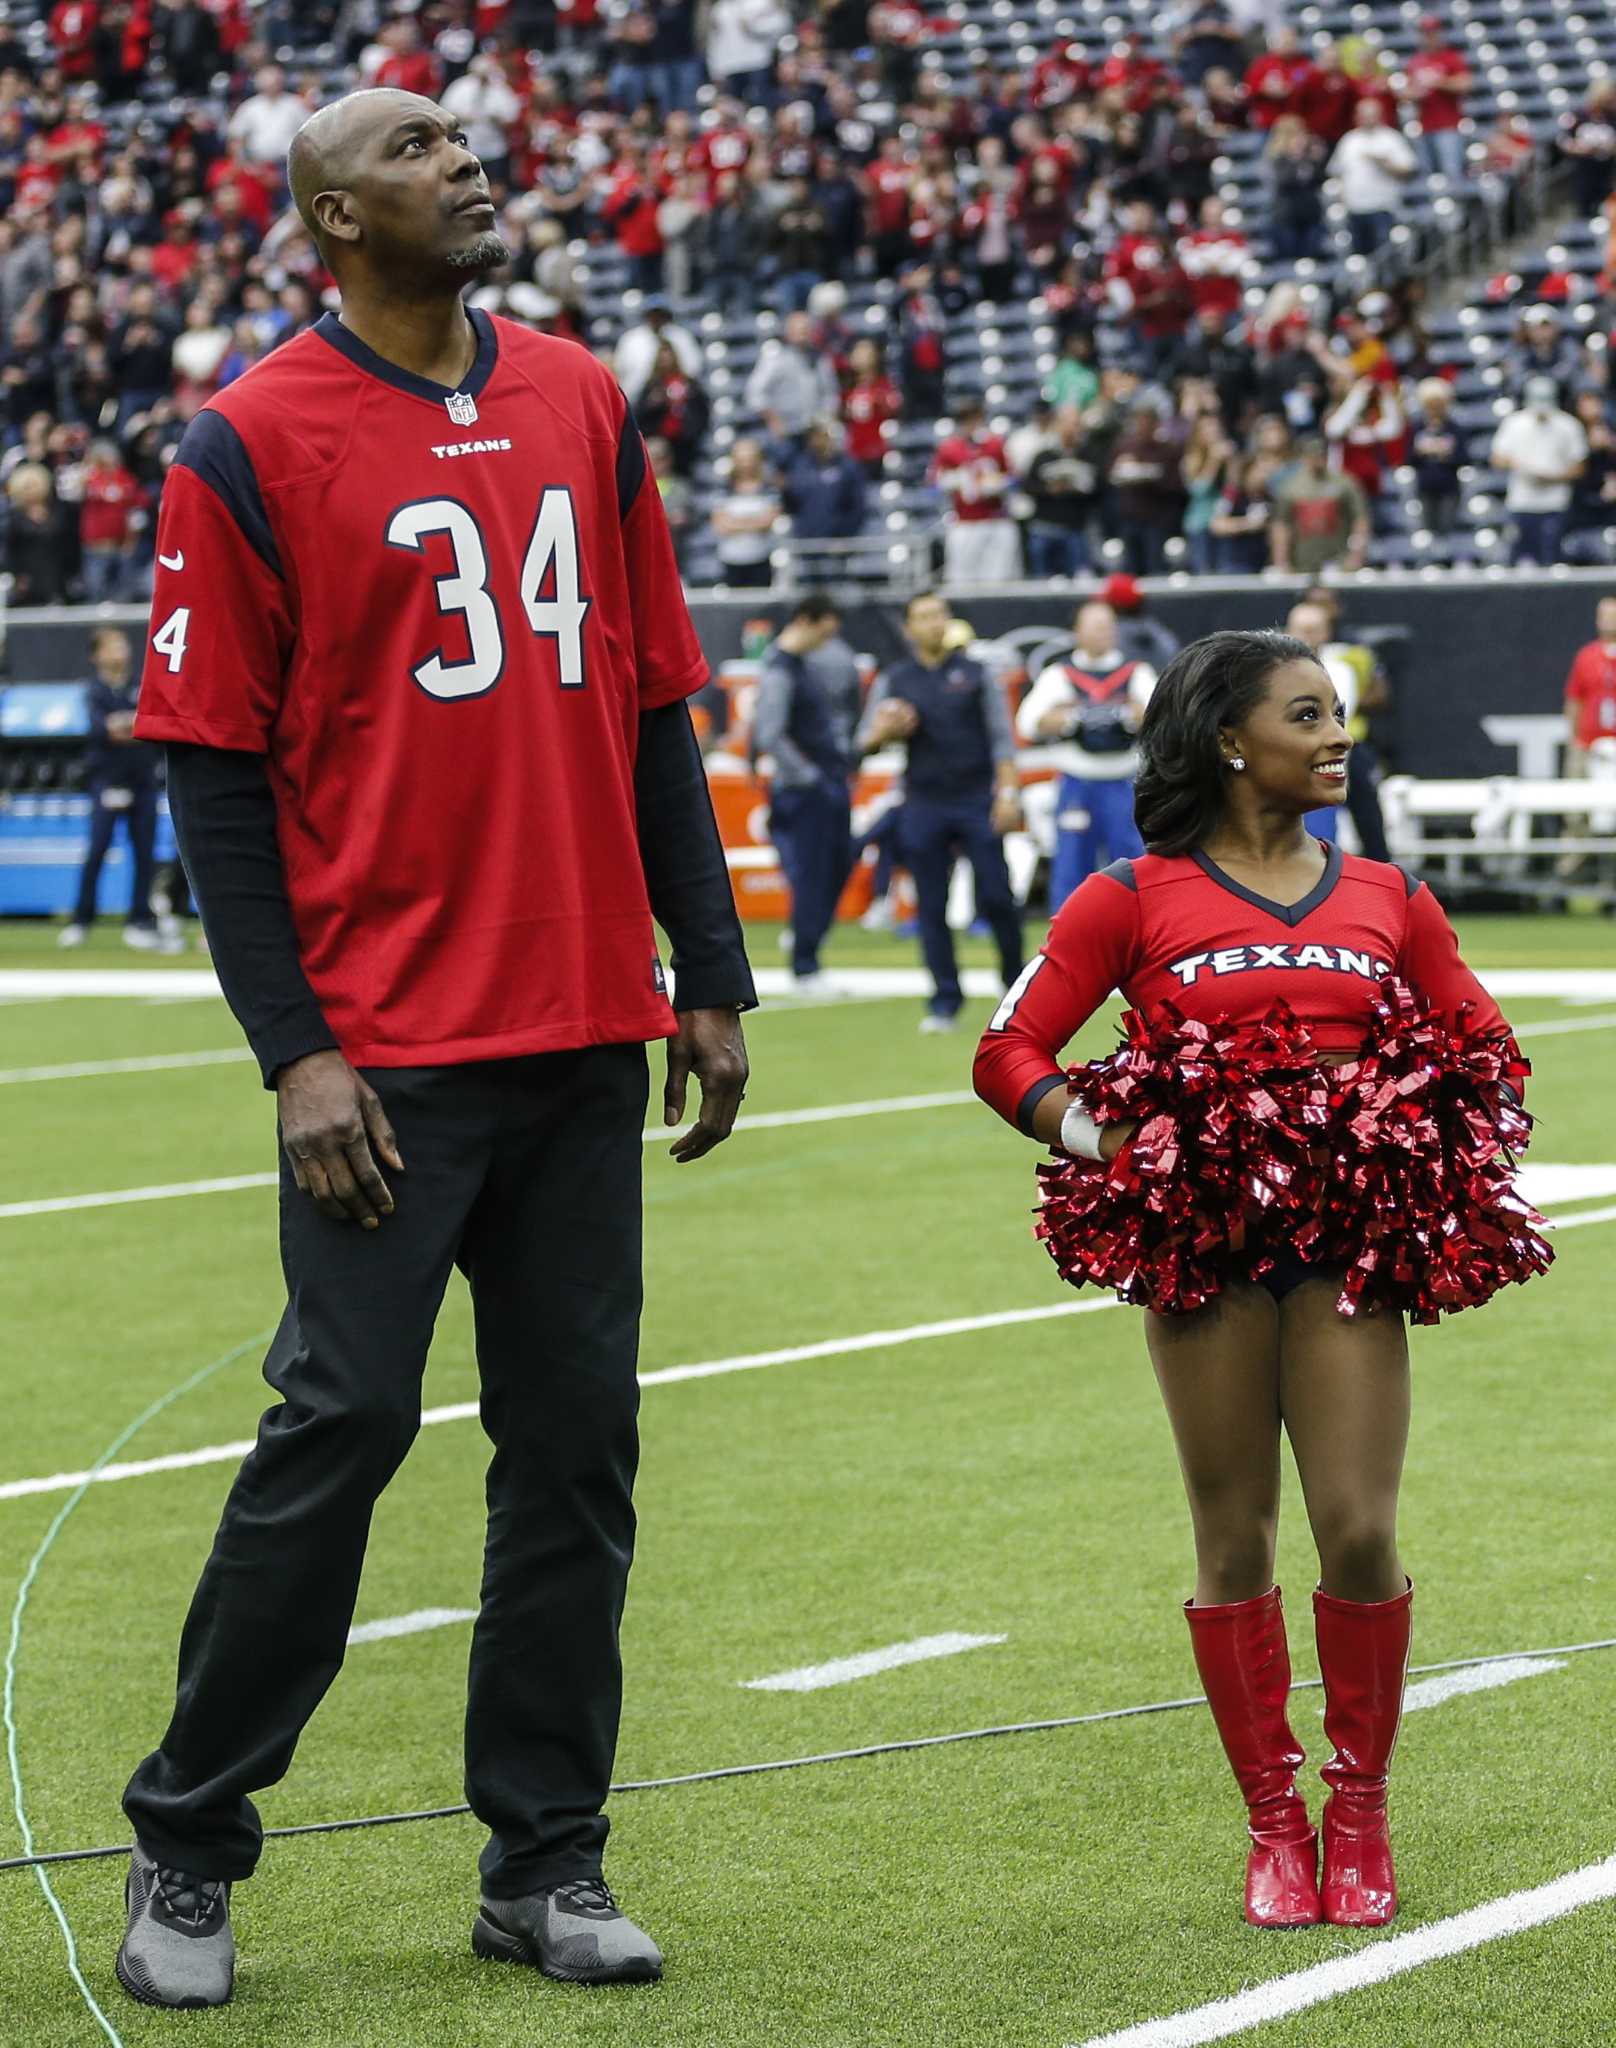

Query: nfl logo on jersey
[[445, 391, 479, 427]]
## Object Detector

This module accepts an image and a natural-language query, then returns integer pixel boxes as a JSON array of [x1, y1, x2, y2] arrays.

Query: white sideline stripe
[[0, 1093, 983, 1219], [1067, 1850, 1616, 2048], [7, 965, 1616, 1006], [0, 970, 222, 998], [1402, 1655, 1566, 1712], [0, 1000, 1611, 1093], [346, 1607, 474, 1645], [1515, 1164, 1616, 1207], [743, 1632, 1008, 1693], [0, 1297, 1121, 1504]]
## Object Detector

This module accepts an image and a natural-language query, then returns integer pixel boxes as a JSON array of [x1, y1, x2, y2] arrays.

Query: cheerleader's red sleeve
[[973, 863, 1144, 1135], [1395, 875, 1522, 1089]]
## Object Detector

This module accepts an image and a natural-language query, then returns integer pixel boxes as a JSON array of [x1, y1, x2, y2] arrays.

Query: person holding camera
[[1015, 600, 1156, 909]]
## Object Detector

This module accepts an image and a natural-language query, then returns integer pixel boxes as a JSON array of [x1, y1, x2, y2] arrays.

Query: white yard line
[[743, 1632, 1007, 1693], [1515, 1009, 1616, 1039], [1544, 1200, 1616, 1233], [5, 1133, 1610, 1227], [1, 1195, 1614, 1493], [0, 1048, 254, 1086], [1402, 1655, 1566, 1713], [0, 1297, 1121, 1505], [0, 1172, 280, 1219], [1067, 1850, 1616, 2048], [346, 1607, 475, 1646]]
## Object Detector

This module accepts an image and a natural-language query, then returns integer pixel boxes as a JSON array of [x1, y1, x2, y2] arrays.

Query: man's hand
[[869, 697, 919, 745], [990, 788, 1023, 836], [277, 1048, 403, 1228], [663, 1007, 749, 1163]]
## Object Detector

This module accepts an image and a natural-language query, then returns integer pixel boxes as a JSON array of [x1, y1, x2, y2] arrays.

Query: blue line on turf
[[2, 1329, 274, 2043]]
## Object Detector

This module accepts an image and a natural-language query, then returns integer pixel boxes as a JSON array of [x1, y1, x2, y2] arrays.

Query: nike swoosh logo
[[158, 550, 185, 571]]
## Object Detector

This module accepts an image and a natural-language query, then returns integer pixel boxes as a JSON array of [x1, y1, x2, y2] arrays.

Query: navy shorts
[[1255, 1248, 1318, 1302]]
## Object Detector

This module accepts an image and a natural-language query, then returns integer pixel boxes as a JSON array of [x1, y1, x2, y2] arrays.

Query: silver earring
[[1228, 755, 1245, 771]]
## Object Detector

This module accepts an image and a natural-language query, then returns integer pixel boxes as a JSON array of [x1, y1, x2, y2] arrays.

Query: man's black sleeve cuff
[[164, 742, 338, 1087], [635, 701, 758, 1014]]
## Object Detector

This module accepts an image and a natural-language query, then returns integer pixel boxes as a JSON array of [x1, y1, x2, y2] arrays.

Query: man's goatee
[[448, 232, 510, 274]]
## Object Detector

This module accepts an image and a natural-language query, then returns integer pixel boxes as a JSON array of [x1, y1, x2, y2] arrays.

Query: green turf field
[[0, 913, 1612, 2048]]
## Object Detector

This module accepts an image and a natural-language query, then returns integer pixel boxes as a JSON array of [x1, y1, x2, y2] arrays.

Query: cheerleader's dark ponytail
[[1133, 630, 1317, 857]]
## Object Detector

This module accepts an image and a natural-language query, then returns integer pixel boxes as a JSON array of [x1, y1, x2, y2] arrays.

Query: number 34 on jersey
[[150, 489, 590, 701]]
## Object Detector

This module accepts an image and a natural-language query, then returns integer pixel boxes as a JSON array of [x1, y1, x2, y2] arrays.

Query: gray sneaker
[[115, 1844, 235, 2009], [472, 1876, 662, 1985]]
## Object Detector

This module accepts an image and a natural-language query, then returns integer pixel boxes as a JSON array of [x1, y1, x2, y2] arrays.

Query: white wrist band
[[1059, 1101, 1106, 1161]]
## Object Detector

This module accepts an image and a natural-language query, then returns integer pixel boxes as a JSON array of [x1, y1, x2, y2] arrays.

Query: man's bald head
[[288, 89, 437, 242], [285, 89, 506, 284]]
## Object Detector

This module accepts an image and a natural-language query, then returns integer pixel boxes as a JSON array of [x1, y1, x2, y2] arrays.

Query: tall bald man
[[116, 91, 754, 2009]]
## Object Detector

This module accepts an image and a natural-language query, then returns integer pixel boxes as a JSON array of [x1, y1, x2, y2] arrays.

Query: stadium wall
[[4, 573, 1607, 779]]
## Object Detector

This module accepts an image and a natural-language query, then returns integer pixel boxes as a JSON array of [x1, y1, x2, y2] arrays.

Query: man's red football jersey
[[974, 846, 1511, 1132], [134, 310, 707, 1068]]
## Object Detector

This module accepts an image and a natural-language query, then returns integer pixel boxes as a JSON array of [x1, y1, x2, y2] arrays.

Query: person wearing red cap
[[1101, 572, 1181, 673], [1403, 15, 1473, 186]]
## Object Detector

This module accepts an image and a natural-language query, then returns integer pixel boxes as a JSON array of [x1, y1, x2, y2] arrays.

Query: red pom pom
[[1311, 981, 1553, 1323], [1036, 1000, 1333, 1315], [1034, 983, 1553, 1322]]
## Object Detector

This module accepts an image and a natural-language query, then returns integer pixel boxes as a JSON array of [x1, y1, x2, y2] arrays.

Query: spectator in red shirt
[[1107, 206, 1195, 368], [1029, 40, 1089, 110], [1097, 34, 1169, 114], [45, 90, 107, 179], [932, 395, 1019, 584], [13, 136, 61, 212], [78, 436, 149, 602], [149, 207, 202, 295], [1178, 195, 1248, 324], [1560, 595, 1616, 871], [1403, 14, 1473, 184], [204, 136, 276, 235], [841, 337, 901, 470], [1296, 42, 1361, 147], [865, 132, 914, 276], [602, 143, 667, 293], [48, 0, 98, 79], [371, 18, 444, 99], [1245, 24, 1314, 130], [1563, 597, 1616, 766]]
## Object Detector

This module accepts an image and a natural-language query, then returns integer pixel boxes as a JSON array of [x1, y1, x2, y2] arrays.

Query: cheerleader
[[974, 630, 1546, 1932]]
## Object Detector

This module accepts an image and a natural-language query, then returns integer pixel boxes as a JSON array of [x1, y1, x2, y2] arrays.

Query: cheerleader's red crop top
[[974, 843, 1513, 1135]]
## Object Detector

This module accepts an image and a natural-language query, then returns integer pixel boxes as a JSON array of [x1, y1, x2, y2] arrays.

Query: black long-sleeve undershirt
[[165, 701, 755, 1089]]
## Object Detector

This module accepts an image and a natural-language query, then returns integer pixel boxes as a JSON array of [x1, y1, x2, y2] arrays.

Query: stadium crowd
[[2, 0, 1616, 603]]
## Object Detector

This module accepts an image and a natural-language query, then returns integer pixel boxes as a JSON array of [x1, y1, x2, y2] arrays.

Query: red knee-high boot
[[1314, 1577, 1414, 1928], [1184, 1587, 1321, 1928]]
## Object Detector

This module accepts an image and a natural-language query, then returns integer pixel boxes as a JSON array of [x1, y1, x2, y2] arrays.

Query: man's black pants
[[74, 782, 158, 928], [123, 1043, 649, 1901], [898, 796, 1023, 1018]]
